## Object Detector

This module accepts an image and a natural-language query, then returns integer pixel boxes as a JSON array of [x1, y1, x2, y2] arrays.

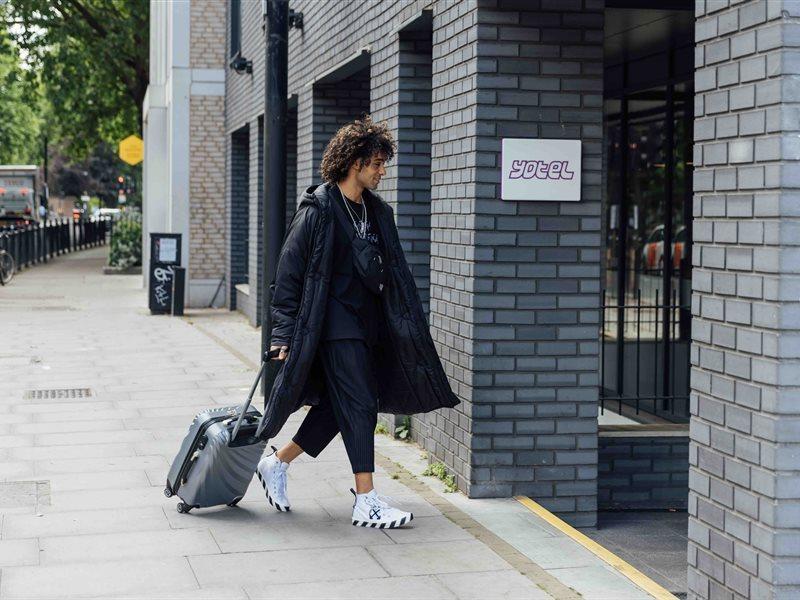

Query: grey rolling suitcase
[[164, 350, 279, 513]]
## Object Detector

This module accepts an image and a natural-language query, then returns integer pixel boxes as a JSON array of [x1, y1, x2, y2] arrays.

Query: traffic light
[[116, 176, 125, 192]]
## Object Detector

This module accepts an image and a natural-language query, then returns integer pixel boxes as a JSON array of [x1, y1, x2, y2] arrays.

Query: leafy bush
[[108, 214, 142, 268]]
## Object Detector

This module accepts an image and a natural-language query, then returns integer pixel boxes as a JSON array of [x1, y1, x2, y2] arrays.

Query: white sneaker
[[256, 446, 290, 512], [351, 488, 413, 529]]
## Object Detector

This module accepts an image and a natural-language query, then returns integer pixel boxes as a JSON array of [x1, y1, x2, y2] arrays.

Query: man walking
[[256, 116, 459, 529]]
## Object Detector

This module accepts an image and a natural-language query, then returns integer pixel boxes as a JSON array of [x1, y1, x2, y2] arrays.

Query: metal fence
[[600, 286, 691, 423], [0, 217, 111, 272]]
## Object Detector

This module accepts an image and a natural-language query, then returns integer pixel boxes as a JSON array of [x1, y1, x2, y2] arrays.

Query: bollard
[[172, 267, 186, 316]]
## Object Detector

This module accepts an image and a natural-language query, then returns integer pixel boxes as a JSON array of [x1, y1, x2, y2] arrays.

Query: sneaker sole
[[256, 470, 290, 512], [352, 513, 413, 529]]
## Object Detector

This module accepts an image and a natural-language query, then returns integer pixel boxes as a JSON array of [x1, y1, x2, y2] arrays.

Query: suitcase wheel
[[176, 502, 192, 514], [163, 488, 173, 498], [227, 496, 243, 507]]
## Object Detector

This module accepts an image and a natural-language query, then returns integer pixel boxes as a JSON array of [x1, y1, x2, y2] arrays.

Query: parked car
[[641, 225, 687, 271]]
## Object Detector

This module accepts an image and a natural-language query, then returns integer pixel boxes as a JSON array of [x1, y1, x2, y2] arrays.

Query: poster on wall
[[501, 138, 582, 201]]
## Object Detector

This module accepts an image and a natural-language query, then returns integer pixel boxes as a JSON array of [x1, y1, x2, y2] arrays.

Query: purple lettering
[[509, 160, 524, 179], [523, 161, 537, 179], [507, 159, 576, 180], [535, 162, 549, 179]]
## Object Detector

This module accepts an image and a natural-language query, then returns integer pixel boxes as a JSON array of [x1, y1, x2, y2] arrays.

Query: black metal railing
[[0, 217, 111, 272], [600, 286, 691, 423]]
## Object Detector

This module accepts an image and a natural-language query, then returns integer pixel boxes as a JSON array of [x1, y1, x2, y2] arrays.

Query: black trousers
[[292, 338, 379, 473]]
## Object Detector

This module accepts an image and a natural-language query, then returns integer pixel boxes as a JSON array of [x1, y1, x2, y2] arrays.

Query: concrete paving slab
[[43, 469, 152, 492], [189, 546, 389, 586], [0, 557, 200, 598], [42, 486, 177, 512], [0, 435, 34, 449], [114, 396, 219, 410], [435, 569, 552, 599], [10, 443, 135, 461], [381, 515, 476, 544], [0, 463, 35, 481], [13, 401, 115, 414], [13, 419, 125, 435], [2, 505, 171, 538], [366, 539, 513, 576], [548, 564, 654, 600], [33, 408, 140, 422], [34, 429, 154, 446], [0, 538, 39, 567], [209, 518, 395, 553], [245, 574, 457, 600], [38, 528, 221, 565], [493, 536, 607, 569], [110, 586, 249, 600], [0, 414, 33, 424], [33, 454, 169, 476], [162, 503, 267, 529]]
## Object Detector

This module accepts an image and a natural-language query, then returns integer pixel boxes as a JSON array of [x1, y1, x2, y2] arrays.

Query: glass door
[[601, 80, 693, 422]]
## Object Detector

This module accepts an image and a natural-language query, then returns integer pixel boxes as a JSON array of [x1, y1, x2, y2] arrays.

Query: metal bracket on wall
[[289, 10, 303, 30], [262, 2, 303, 31]]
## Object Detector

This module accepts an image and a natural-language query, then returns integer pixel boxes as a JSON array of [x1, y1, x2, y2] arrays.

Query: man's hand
[[270, 345, 289, 361]]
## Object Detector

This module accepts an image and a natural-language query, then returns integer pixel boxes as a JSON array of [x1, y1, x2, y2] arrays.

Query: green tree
[[5, 0, 148, 160], [0, 14, 42, 164]]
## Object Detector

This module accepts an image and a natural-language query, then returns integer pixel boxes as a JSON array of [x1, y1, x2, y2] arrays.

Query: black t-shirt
[[321, 186, 387, 348]]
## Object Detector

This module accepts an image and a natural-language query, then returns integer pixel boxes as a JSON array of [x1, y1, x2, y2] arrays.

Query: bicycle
[[0, 233, 16, 285]]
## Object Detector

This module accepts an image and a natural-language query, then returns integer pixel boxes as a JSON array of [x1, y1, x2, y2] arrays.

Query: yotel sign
[[501, 138, 581, 201]]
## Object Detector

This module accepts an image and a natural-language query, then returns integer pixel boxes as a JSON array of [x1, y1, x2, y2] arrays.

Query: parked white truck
[[0, 165, 39, 225]]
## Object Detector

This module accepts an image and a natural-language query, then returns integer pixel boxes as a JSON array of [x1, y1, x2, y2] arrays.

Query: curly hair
[[319, 115, 396, 184]]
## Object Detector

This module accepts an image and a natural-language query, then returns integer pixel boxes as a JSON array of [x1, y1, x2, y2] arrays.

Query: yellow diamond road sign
[[119, 135, 144, 166]]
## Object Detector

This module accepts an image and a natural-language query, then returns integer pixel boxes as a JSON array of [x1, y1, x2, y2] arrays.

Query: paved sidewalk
[[0, 247, 657, 599]]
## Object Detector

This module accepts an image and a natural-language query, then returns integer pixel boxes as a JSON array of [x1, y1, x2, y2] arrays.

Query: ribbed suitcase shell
[[165, 405, 266, 511]]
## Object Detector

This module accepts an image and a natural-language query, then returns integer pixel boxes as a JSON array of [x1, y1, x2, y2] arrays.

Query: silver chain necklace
[[336, 183, 368, 238]]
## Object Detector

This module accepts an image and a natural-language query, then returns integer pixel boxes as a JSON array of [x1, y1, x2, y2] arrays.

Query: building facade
[[143, 0, 227, 307], [144, 0, 800, 598]]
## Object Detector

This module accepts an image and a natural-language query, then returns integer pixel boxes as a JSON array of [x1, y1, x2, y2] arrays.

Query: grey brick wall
[[286, 105, 298, 227], [307, 73, 371, 190], [410, 0, 477, 500], [398, 28, 434, 317], [599, 431, 689, 510], [229, 125, 250, 310], [467, 0, 604, 527], [690, 1, 800, 598]]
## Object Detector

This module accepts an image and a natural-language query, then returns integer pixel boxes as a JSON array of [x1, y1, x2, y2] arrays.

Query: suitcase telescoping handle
[[230, 348, 281, 442]]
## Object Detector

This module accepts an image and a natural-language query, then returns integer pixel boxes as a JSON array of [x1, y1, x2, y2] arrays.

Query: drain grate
[[24, 388, 93, 400]]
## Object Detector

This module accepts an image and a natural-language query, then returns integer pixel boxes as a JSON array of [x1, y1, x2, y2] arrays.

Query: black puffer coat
[[258, 182, 460, 440]]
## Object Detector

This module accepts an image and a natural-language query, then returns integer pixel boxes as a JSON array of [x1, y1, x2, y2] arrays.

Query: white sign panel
[[501, 138, 581, 201], [158, 238, 178, 263]]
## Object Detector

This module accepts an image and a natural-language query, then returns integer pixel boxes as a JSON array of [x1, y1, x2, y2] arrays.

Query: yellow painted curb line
[[514, 496, 679, 600]]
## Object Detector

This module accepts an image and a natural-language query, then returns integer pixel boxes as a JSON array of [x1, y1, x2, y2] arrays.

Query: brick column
[[461, 0, 604, 527], [690, 2, 800, 597]]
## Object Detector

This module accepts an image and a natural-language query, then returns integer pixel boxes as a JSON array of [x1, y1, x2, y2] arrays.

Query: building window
[[601, 8, 694, 424], [230, 0, 241, 59]]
